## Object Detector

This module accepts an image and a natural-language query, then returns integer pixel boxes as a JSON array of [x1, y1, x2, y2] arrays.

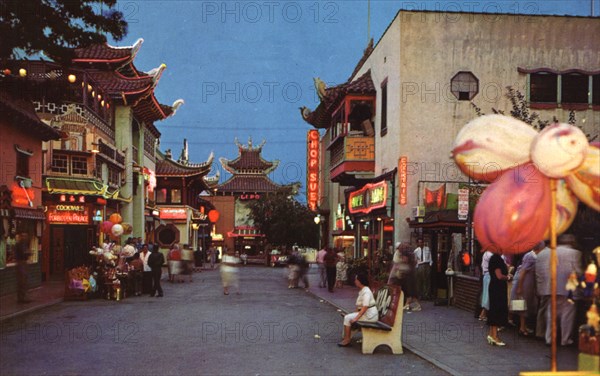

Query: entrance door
[[51, 227, 64, 277], [64, 227, 90, 270]]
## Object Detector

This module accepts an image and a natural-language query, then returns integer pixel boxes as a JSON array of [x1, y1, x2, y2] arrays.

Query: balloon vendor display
[[453, 114, 599, 371]]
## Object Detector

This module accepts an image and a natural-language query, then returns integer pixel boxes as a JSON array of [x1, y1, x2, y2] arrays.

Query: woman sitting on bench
[[338, 274, 378, 347]]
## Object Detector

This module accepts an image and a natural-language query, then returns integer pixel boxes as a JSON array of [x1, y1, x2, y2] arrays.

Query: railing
[[330, 134, 375, 170], [97, 141, 125, 168]]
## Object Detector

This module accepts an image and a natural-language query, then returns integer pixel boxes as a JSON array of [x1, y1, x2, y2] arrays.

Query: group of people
[[480, 234, 584, 347], [316, 247, 348, 292], [117, 238, 165, 298]]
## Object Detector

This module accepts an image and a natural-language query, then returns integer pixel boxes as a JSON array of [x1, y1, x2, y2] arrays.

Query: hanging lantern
[[67, 74, 76, 83], [101, 100, 105, 107], [208, 209, 220, 223], [97, 94, 101, 101], [87, 84, 92, 92], [91, 90, 95, 97], [3, 69, 11, 75], [19, 68, 27, 77], [109, 213, 122, 224]]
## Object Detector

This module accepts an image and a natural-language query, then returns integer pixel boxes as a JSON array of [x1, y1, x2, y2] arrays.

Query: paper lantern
[[109, 213, 122, 224], [101, 221, 114, 234], [121, 223, 133, 235], [208, 209, 220, 223], [111, 224, 124, 237]]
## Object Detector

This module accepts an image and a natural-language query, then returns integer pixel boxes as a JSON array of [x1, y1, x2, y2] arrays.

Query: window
[[348, 100, 374, 135], [108, 167, 120, 187], [156, 188, 167, 204], [562, 73, 588, 104], [16, 150, 30, 178], [380, 79, 388, 136], [451, 72, 479, 101], [593, 75, 600, 106], [530, 72, 557, 103], [51, 154, 68, 173], [171, 189, 182, 204], [71, 156, 88, 175]]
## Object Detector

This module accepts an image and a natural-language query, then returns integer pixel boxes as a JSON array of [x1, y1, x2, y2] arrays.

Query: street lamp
[[314, 214, 321, 225], [191, 223, 199, 251]]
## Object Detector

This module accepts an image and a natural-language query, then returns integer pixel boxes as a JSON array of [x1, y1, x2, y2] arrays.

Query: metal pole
[[550, 179, 557, 372]]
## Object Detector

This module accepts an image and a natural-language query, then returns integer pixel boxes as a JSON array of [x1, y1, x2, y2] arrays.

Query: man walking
[[316, 247, 327, 288], [15, 233, 31, 303], [414, 238, 432, 300], [148, 246, 165, 297]]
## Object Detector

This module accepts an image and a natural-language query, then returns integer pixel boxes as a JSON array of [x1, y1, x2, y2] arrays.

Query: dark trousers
[[325, 266, 336, 292], [150, 268, 163, 296], [142, 271, 152, 294]]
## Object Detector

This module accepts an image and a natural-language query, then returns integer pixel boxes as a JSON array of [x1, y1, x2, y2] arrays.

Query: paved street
[[0, 266, 446, 376]]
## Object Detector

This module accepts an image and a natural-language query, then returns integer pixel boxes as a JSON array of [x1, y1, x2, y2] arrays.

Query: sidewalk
[[0, 280, 64, 322], [304, 267, 579, 376]]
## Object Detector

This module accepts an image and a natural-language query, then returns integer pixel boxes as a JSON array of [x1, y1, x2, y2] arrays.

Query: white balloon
[[111, 224, 124, 237]]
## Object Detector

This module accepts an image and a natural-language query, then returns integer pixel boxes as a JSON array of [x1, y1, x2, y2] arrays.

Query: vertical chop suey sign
[[307, 130, 320, 211]]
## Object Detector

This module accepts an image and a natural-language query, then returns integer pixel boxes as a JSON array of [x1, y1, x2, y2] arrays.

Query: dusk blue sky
[[110, 0, 598, 198]]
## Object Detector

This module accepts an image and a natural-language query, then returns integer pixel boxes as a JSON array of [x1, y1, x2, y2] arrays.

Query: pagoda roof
[[72, 39, 144, 68], [220, 138, 279, 174], [0, 89, 63, 141], [216, 175, 281, 193], [155, 152, 214, 177], [300, 70, 376, 129]]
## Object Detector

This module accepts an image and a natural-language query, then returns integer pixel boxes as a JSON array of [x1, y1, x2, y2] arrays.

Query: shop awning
[[13, 207, 46, 220], [45, 177, 121, 200], [227, 226, 265, 238], [409, 209, 466, 228]]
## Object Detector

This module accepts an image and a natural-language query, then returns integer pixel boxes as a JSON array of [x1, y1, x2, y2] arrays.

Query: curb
[[0, 298, 64, 323]]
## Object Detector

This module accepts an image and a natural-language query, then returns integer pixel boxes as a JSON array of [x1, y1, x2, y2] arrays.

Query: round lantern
[[208, 209, 220, 223], [109, 213, 122, 224], [111, 224, 124, 237], [121, 223, 133, 235], [101, 221, 114, 234]]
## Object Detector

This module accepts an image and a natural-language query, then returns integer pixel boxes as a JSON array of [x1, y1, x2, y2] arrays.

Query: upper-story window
[[594, 75, 600, 106], [562, 72, 588, 104], [451, 71, 479, 101], [156, 188, 167, 204], [171, 189, 182, 204], [530, 72, 558, 103], [380, 79, 388, 136], [330, 96, 375, 140], [15, 146, 32, 178]]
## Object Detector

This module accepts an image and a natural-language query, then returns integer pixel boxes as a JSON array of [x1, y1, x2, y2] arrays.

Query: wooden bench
[[354, 284, 404, 354]]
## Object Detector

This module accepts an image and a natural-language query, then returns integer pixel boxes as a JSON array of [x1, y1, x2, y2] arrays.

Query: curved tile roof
[[217, 175, 280, 193]]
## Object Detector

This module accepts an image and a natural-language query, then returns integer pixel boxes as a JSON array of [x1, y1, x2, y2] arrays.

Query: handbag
[[510, 298, 527, 312]]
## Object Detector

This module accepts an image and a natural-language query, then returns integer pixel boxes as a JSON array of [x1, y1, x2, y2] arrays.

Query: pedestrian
[[413, 238, 432, 300], [478, 250, 493, 321], [389, 242, 421, 311], [487, 251, 511, 346], [287, 249, 300, 288], [324, 247, 337, 292], [338, 273, 378, 347], [148, 245, 165, 297], [509, 241, 545, 336], [297, 253, 310, 289], [128, 252, 143, 296], [167, 243, 182, 283], [536, 234, 582, 346], [15, 232, 31, 303], [316, 247, 327, 288], [221, 248, 240, 295], [335, 250, 348, 289], [210, 246, 217, 269], [140, 244, 152, 294]]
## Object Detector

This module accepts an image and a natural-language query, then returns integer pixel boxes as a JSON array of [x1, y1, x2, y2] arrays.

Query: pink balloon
[[474, 164, 551, 254], [102, 221, 114, 234]]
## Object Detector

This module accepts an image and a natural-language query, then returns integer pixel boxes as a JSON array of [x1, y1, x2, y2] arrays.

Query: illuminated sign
[[240, 194, 261, 200], [47, 205, 90, 224], [10, 182, 34, 207], [348, 181, 388, 214], [159, 207, 187, 220], [307, 130, 320, 211], [458, 188, 469, 221], [399, 156, 408, 206]]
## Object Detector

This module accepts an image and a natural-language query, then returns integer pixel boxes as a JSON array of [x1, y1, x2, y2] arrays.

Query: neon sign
[[47, 205, 89, 224], [307, 130, 320, 211], [399, 156, 408, 206], [348, 181, 388, 214]]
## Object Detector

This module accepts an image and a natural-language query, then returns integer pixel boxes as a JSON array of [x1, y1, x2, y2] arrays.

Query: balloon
[[543, 179, 578, 239], [121, 223, 133, 235], [452, 115, 538, 182], [474, 164, 551, 254], [530, 123, 589, 178], [109, 213, 122, 224], [111, 224, 124, 237], [101, 221, 114, 234], [208, 209, 220, 223]]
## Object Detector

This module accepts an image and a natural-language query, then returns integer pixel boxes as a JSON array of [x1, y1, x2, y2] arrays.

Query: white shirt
[[481, 251, 493, 275], [140, 251, 151, 272], [356, 286, 378, 321], [414, 246, 432, 266], [220, 254, 240, 273]]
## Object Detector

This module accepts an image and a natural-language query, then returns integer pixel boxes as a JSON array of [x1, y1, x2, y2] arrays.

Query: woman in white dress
[[338, 274, 379, 347]]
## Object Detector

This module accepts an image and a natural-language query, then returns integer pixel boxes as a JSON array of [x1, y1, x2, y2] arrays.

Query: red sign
[[399, 157, 408, 206], [47, 205, 90, 224], [159, 207, 187, 220], [348, 181, 388, 214], [10, 182, 35, 207], [240, 194, 261, 200], [307, 130, 320, 211]]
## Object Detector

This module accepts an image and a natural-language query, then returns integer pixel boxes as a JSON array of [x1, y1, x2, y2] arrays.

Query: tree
[[247, 185, 319, 248], [1, 0, 127, 61]]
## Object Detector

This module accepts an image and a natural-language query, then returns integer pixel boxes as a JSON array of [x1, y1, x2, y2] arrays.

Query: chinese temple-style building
[[2, 38, 182, 280], [154, 139, 217, 259], [207, 138, 281, 263]]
